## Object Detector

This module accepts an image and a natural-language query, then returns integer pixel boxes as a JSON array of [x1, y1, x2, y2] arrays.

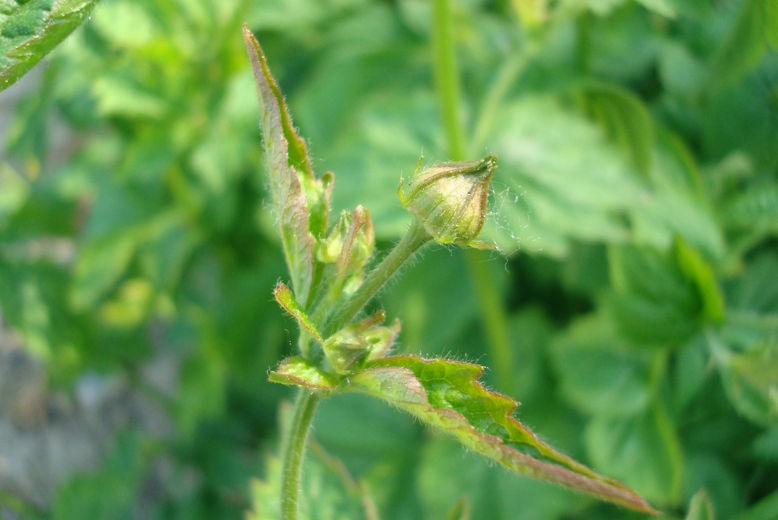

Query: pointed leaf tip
[[348, 356, 659, 515], [243, 26, 318, 304]]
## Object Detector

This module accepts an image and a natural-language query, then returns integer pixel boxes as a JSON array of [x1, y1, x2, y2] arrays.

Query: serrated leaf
[[348, 356, 657, 514], [0, 0, 100, 91], [269, 354, 656, 512], [243, 27, 328, 308]]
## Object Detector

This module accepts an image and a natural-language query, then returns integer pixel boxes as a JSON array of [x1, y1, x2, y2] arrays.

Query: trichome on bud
[[398, 154, 497, 248]]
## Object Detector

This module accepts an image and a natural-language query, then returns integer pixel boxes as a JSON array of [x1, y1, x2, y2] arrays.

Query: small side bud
[[317, 206, 374, 273], [399, 154, 497, 247], [322, 311, 401, 373]]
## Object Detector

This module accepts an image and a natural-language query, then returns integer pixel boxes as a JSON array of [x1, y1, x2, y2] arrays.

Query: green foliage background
[[1, 0, 777, 518]]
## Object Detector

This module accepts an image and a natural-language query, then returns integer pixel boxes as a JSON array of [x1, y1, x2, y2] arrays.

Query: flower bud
[[398, 154, 497, 247]]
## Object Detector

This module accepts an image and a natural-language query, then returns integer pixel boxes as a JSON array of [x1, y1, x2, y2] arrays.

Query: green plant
[[242, 25, 655, 519], [2, 1, 777, 519]]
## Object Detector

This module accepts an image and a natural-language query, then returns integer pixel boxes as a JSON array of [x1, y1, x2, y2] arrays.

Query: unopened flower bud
[[398, 154, 497, 247]]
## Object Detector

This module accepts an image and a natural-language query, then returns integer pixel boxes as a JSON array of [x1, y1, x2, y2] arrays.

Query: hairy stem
[[432, 0, 515, 391], [325, 219, 431, 336], [281, 390, 321, 520]]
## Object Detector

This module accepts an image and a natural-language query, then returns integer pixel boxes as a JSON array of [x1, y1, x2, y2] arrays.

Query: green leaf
[[482, 96, 647, 256], [768, 0, 778, 49], [632, 132, 724, 259], [635, 0, 675, 18], [728, 251, 778, 313], [70, 233, 136, 310], [607, 244, 702, 346], [0, 163, 29, 220], [722, 183, 778, 231], [52, 433, 149, 520], [733, 488, 778, 520], [274, 281, 324, 343], [243, 27, 330, 307], [176, 341, 227, 436], [0, 0, 100, 91], [585, 405, 684, 506], [550, 313, 652, 417], [684, 453, 744, 520], [686, 489, 715, 520], [0, 258, 84, 362], [707, 0, 775, 90], [417, 436, 581, 520], [674, 236, 725, 323], [443, 497, 470, 520], [269, 357, 339, 391], [711, 337, 778, 427], [321, 311, 400, 374], [570, 82, 654, 177], [71, 209, 182, 310], [250, 440, 375, 520], [269, 354, 656, 512], [348, 356, 657, 514], [313, 392, 425, 519]]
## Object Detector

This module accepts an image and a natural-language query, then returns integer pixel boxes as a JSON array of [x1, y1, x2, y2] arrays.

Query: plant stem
[[281, 390, 321, 520], [576, 11, 591, 76], [325, 219, 431, 336], [432, 0, 515, 392], [433, 0, 465, 160], [464, 250, 515, 393]]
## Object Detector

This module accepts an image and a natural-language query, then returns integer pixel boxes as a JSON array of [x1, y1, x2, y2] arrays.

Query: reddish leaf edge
[[242, 24, 315, 180], [243, 25, 317, 305], [269, 355, 659, 515]]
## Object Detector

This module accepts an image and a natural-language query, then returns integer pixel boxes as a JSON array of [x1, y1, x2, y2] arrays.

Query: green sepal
[[398, 155, 497, 248]]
